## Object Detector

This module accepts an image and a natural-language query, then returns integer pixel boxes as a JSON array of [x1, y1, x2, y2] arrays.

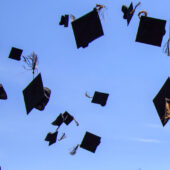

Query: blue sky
[[1, 0, 170, 170]]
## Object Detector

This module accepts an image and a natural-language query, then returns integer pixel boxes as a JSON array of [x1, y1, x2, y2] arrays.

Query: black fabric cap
[[23, 73, 44, 114], [71, 8, 104, 48], [121, 3, 133, 25], [59, 15, 69, 27], [80, 131, 101, 153], [91, 91, 109, 106], [52, 112, 74, 126], [8, 47, 23, 61], [45, 131, 58, 146], [136, 16, 166, 47], [63, 111, 74, 125], [0, 84, 7, 100], [52, 113, 64, 126], [34, 87, 51, 111], [153, 78, 170, 126]]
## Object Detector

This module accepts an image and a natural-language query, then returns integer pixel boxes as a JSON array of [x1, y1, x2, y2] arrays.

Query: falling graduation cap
[[70, 131, 101, 155], [121, 2, 141, 25], [45, 131, 58, 146], [136, 15, 166, 47], [52, 111, 79, 126], [0, 84, 7, 100], [71, 6, 104, 48], [8, 47, 23, 61], [23, 73, 51, 114], [153, 78, 170, 126], [59, 15, 69, 27], [86, 91, 109, 106]]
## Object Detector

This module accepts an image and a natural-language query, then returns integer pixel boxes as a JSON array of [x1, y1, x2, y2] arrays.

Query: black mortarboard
[[121, 3, 133, 25], [59, 15, 69, 27], [52, 113, 64, 126], [71, 8, 104, 48], [0, 84, 7, 100], [63, 111, 74, 125], [23, 73, 51, 114], [52, 111, 74, 126], [136, 16, 166, 47], [153, 78, 170, 126], [91, 91, 109, 106], [80, 131, 101, 153], [45, 131, 58, 146], [8, 47, 23, 61]]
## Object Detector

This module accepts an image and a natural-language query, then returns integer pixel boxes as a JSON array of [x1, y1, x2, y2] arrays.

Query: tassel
[[70, 14, 76, 21], [22, 52, 38, 79], [85, 92, 92, 98], [58, 133, 66, 141], [70, 144, 79, 155], [163, 22, 170, 56], [163, 39, 170, 56], [95, 4, 106, 21], [130, 2, 141, 15], [73, 118, 79, 126]]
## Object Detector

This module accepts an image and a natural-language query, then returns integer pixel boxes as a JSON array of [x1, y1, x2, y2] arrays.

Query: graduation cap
[[8, 47, 23, 61], [0, 84, 7, 100], [122, 3, 133, 25], [71, 8, 104, 48], [153, 78, 170, 126], [136, 16, 166, 47], [59, 15, 69, 27], [70, 132, 101, 155], [90, 91, 109, 106], [45, 131, 58, 146], [23, 73, 51, 114], [52, 111, 79, 126], [122, 2, 141, 25], [80, 132, 101, 153]]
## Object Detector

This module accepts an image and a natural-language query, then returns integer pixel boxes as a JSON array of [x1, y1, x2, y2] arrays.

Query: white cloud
[[132, 138, 161, 143]]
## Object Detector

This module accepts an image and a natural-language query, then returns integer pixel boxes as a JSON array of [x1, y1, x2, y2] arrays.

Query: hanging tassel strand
[[130, 2, 141, 15], [70, 144, 79, 155], [58, 133, 66, 141]]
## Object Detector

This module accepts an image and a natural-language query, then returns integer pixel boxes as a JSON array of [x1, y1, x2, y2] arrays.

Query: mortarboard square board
[[0, 84, 7, 100], [23, 73, 45, 114], [91, 91, 109, 106], [136, 16, 166, 47], [45, 131, 58, 146], [63, 111, 74, 125], [80, 131, 101, 153], [71, 8, 104, 48], [52, 113, 64, 126], [121, 3, 134, 25], [8, 47, 23, 61], [59, 15, 69, 27], [153, 78, 170, 126]]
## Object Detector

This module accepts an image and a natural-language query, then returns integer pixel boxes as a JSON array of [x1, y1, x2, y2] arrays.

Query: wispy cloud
[[132, 138, 161, 143]]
